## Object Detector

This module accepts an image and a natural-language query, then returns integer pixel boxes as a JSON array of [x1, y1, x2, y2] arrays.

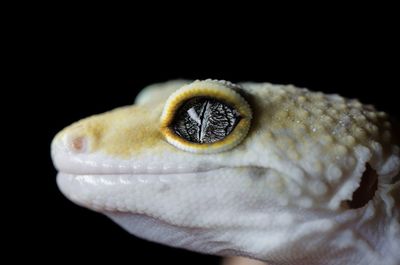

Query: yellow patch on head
[[57, 104, 168, 157]]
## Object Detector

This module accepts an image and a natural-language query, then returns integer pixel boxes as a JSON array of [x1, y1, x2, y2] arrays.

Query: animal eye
[[172, 97, 240, 144], [160, 80, 252, 153]]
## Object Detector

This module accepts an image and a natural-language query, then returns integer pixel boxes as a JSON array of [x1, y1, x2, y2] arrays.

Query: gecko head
[[52, 80, 400, 263]]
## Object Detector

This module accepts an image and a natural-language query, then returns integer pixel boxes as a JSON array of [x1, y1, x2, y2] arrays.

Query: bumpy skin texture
[[52, 80, 400, 265]]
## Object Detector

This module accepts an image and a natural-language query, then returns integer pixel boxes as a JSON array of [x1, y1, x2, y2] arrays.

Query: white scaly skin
[[52, 80, 400, 265]]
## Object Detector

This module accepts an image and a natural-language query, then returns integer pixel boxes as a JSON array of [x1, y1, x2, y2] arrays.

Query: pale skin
[[52, 80, 400, 265]]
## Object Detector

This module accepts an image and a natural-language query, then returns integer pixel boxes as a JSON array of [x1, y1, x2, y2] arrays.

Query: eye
[[160, 80, 252, 153], [172, 97, 240, 144]]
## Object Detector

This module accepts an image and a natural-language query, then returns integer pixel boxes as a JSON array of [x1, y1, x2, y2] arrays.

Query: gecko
[[51, 79, 400, 265]]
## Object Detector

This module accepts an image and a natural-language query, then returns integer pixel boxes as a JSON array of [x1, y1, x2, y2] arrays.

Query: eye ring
[[160, 79, 252, 153]]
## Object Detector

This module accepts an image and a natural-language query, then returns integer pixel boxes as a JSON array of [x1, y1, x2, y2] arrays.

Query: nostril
[[71, 136, 86, 152], [65, 134, 88, 153]]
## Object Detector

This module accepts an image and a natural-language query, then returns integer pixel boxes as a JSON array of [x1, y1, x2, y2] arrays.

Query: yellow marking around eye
[[160, 80, 253, 153]]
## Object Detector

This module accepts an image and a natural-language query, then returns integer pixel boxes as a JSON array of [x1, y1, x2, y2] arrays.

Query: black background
[[13, 9, 399, 264]]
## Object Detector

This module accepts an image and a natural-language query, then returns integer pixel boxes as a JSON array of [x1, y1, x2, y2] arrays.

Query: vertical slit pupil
[[346, 163, 378, 209], [171, 97, 240, 144]]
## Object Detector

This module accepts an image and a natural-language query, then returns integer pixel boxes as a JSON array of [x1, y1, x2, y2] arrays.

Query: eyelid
[[160, 79, 252, 154]]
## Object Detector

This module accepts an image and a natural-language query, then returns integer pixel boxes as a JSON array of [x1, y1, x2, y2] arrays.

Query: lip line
[[56, 167, 225, 176], [56, 166, 265, 177]]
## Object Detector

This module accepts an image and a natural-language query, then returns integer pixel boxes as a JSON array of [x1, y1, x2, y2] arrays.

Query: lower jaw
[[55, 168, 225, 212]]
